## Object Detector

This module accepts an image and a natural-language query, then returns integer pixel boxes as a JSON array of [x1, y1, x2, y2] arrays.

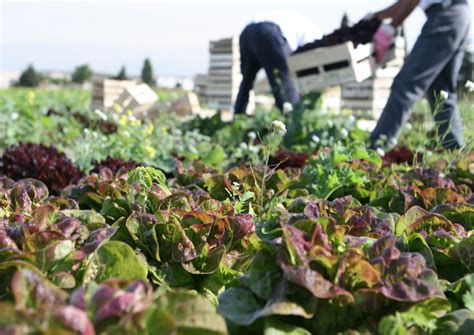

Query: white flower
[[94, 109, 108, 121], [405, 122, 413, 131], [466, 80, 474, 92], [347, 115, 356, 124], [271, 120, 287, 136], [239, 142, 248, 150], [340, 128, 349, 139], [440, 90, 449, 100], [283, 102, 293, 114], [249, 146, 259, 154], [11, 112, 19, 121], [84, 128, 89, 134], [312, 135, 320, 144], [247, 131, 257, 140], [327, 120, 334, 128], [376, 148, 385, 157]]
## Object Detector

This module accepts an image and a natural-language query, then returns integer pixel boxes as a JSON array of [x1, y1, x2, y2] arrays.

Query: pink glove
[[373, 23, 396, 63]]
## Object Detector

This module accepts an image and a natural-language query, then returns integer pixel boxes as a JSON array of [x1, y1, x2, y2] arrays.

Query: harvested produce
[[294, 17, 382, 54]]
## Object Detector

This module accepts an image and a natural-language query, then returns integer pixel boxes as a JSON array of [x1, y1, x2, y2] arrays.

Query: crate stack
[[206, 37, 240, 111], [206, 37, 254, 113], [193, 74, 208, 102], [91, 78, 137, 111], [321, 87, 342, 113], [341, 37, 406, 119]]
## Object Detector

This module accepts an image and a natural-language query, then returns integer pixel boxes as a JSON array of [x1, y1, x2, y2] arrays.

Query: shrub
[[17, 64, 41, 87], [71, 64, 93, 84]]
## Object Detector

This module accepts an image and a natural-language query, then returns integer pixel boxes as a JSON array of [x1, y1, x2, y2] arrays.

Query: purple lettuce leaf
[[281, 224, 312, 265], [80, 227, 117, 255], [11, 269, 67, 311], [54, 305, 95, 335], [92, 280, 153, 325], [53, 217, 82, 238], [403, 168, 455, 189], [279, 259, 352, 300], [230, 213, 255, 243]]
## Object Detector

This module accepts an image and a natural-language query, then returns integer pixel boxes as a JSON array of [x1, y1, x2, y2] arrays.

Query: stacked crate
[[206, 37, 241, 111], [321, 87, 342, 113], [341, 37, 406, 119], [92, 78, 137, 110], [193, 74, 208, 102], [206, 37, 255, 113]]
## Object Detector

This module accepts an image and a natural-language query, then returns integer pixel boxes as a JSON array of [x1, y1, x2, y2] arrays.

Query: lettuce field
[[0, 88, 473, 334]]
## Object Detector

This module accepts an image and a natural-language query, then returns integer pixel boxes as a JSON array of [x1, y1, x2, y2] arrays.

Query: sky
[[1, 0, 472, 77]]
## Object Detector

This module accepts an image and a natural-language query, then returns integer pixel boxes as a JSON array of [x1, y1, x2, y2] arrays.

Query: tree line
[[16, 58, 156, 87]]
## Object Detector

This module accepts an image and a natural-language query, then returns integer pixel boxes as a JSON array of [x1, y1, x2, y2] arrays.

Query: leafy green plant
[[294, 142, 382, 201], [0, 86, 473, 334]]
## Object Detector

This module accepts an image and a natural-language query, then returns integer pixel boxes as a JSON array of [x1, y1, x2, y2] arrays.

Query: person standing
[[369, 0, 471, 150], [234, 12, 321, 114]]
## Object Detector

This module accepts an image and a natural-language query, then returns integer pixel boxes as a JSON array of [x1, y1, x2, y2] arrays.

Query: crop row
[[1, 140, 473, 334]]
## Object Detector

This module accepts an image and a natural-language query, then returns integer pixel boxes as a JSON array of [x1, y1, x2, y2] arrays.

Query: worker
[[234, 12, 322, 115], [369, 0, 471, 150]]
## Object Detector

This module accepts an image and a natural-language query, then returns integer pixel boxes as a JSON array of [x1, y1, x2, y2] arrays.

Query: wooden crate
[[92, 79, 137, 110], [340, 37, 406, 119], [342, 88, 391, 99], [205, 36, 255, 113], [207, 37, 239, 109], [288, 42, 374, 93], [115, 83, 158, 116], [342, 99, 388, 113], [193, 74, 208, 100], [321, 87, 342, 113], [288, 38, 405, 93], [171, 92, 201, 117]]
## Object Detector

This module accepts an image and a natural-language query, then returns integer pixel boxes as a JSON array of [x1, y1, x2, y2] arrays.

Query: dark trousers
[[370, 3, 471, 149], [234, 22, 300, 114]]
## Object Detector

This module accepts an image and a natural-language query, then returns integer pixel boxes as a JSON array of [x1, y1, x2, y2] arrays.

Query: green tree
[[141, 58, 156, 86], [341, 12, 350, 29], [114, 66, 128, 80], [71, 64, 93, 84], [17, 64, 41, 87]]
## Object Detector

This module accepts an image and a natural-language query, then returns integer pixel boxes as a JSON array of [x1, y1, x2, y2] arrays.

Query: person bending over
[[234, 11, 321, 114]]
